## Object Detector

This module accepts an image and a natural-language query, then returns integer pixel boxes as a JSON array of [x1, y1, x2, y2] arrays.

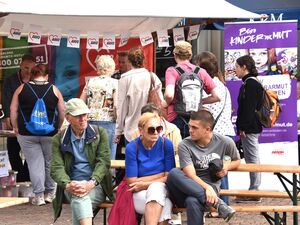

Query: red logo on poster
[[29, 32, 40, 41], [88, 38, 98, 46], [68, 36, 79, 45], [10, 28, 21, 37], [49, 34, 59, 43]]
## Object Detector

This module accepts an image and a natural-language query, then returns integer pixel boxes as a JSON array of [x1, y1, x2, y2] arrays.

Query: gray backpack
[[174, 65, 203, 116]]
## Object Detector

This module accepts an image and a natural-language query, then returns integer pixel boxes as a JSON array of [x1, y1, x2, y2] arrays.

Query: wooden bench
[[97, 202, 300, 225], [0, 197, 29, 208], [110, 160, 300, 225], [219, 189, 300, 199]]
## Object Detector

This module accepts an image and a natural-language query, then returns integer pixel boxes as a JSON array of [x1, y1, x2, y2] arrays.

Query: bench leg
[[274, 212, 280, 225], [103, 208, 107, 225], [261, 212, 286, 225]]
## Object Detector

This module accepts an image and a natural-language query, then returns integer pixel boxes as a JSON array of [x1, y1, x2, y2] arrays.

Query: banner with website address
[[224, 21, 298, 191], [224, 21, 298, 144]]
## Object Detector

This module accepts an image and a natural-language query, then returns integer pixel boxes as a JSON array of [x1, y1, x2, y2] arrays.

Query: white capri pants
[[133, 182, 172, 222]]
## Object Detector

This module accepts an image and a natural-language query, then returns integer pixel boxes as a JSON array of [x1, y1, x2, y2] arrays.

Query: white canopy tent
[[0, 0, 261, 37]]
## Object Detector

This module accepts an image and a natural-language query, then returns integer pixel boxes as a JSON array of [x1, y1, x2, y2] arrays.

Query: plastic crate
[[0, 170, 18, 186], [0, 184, 19, 197], [18, 182, 34, 197]]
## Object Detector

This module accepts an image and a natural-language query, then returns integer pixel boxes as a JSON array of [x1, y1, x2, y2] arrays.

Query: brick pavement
[[0, 197, 299, 225]]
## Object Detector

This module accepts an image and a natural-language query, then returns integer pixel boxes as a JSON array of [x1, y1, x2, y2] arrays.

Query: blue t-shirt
[[125, 137, 175, 177], [70, 129, 92, 181]]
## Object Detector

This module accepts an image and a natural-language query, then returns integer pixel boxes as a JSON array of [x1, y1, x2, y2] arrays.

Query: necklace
[[32, 80, 48, 85]]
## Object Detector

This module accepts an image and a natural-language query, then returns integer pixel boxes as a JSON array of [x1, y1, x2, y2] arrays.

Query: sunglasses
[[147, 125, 163, 135]]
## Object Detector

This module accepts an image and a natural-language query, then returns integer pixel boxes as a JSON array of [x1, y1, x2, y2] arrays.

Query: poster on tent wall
[[0, 37, 154, 102], [224, 21, 298, 191]]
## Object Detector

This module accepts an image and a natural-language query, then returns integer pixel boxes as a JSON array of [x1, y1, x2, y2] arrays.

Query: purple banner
[[224, 21, 297, 49], [227, 77, 298, 143]]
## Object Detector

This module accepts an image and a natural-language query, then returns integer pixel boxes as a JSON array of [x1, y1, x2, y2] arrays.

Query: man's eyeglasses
[[147, 126, 163, 135]]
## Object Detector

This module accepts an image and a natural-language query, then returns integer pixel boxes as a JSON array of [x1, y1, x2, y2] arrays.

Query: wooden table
[[0, 197, 29, 208], [0, 130, 16, 138]]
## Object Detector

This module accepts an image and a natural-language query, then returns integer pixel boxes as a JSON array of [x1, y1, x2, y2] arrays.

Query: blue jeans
[[166, 168, 210, 225], [171, 116, 190, 138], [220, 176, 229, 205], [89, 121, 117, 160]]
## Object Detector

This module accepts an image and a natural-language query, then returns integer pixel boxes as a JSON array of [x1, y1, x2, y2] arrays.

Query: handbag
[[107, 178, 138, 225], [235, 138, 244, 159], [212, 86, 227, 130], [147, 72, 167, 117]]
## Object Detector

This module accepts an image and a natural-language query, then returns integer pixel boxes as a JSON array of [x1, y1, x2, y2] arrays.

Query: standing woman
[[195, 51, 236, 210], [235, 55, 263, 200], [126, 112, 175, 225], [10, 64, 65, 206], [80, 55, 118, 159], [115, 47, 164, 144]]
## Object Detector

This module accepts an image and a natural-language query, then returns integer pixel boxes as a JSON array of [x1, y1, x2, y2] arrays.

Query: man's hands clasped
[[66, 180, 95, 197]]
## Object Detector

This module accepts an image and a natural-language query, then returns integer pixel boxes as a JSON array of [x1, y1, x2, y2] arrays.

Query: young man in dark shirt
[[2, 54, 35, 182]]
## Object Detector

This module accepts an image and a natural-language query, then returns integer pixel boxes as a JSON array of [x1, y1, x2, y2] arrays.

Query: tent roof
[[227, 0, 300, 29], [0, 0, 261, 36]]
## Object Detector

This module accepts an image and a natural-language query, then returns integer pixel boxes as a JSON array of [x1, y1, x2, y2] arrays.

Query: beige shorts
[[133, 182, 172, 222]]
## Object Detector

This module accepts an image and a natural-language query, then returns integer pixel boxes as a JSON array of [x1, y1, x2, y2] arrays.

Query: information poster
[[224, 21, 298, 191]]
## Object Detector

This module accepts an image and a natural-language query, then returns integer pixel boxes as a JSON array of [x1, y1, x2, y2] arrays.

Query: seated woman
[[126, 112, 176, 225], [132, 103, 182, 156]]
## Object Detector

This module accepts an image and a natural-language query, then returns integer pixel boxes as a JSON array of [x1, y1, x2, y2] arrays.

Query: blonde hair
[[138, 112, 160, 128], [173, 41, 192, 60], [95, 55, 116, 76]]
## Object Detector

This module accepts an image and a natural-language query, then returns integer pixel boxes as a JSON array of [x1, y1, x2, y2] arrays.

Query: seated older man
[[50, 98, 114, 225]]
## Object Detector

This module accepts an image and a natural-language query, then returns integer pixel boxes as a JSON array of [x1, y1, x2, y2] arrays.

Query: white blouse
[[204, 77, 236, 136]]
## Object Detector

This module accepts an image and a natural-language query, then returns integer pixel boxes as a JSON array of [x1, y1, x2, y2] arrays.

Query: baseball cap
[[65, 98, 90, 116]]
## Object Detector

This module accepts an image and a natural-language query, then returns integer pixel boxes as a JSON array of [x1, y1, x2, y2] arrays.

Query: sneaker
[[215, 198, 235, 222], [44, 191, 56, 203], [31, 196, 46, 206], [235, 196, 262, 203], [169, 213, 182, 224]]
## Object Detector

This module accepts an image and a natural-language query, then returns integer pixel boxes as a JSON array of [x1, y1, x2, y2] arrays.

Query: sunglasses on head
[[147, 125, 163, 134]]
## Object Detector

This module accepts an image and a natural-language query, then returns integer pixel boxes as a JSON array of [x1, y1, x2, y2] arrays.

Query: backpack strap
[[25, 83, 53, 100], [174, 65, 201, 76], [193, 66, 200, 74], [19, 83, 55, 124], [133, 139, 138, 161], [174, 66, 186, 76]]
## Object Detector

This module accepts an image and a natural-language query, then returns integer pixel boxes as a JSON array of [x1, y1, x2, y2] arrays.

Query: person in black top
[[235, 55, 263, 202], [10, 64, 65, 206], [2, 54, 35, 182]]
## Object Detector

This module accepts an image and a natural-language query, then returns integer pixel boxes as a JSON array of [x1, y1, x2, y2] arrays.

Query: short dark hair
[[141, 103, 161, 116], [118, 51, 128, 57], [21, 54, 35, 63], [190, 110, 214, 130]]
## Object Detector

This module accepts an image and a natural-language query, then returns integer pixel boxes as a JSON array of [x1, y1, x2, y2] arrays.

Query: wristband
[[90, 178, 99, 186]]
